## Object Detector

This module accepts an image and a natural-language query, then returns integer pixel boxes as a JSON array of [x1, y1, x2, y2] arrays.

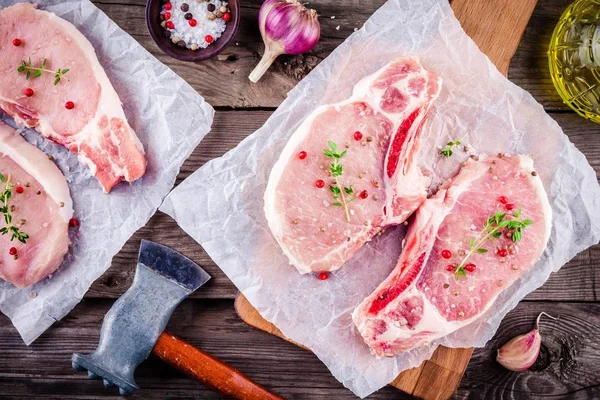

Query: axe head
[[72, 240, 210, 396]]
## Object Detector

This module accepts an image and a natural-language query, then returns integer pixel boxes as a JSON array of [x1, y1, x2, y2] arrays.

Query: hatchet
[[72, 239, 282, 399]]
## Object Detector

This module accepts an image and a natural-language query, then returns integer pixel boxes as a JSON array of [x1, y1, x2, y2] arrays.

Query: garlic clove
[[496, 327, 541, 371], [496, 312, 557, 372]]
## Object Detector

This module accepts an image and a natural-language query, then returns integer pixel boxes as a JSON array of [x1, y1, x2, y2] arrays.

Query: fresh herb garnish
[[440, 133, 469, 157], [454, 209, 532, 280], [0, 174, 29, 244], [324, 141, 356, 222], [17, 58, 70, 85]]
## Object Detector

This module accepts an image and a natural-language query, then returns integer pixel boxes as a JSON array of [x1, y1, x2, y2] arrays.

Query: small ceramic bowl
[[145, 0, 240, 62]]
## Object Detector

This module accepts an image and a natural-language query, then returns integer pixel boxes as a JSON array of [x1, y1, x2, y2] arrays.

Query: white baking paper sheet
[[0, 0, 214, 345], [160, 0, 600, 397]]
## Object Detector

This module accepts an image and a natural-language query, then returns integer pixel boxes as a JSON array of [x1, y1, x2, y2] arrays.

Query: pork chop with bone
[[353, 155, 552, 357], [0, 3, 146, 193], [264, 57, 442, 274]]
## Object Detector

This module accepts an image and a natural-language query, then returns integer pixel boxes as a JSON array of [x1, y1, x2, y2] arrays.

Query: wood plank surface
[[89, 0, 573, 111], [1, 300, 599, 399], [0, 0, 599, 399]]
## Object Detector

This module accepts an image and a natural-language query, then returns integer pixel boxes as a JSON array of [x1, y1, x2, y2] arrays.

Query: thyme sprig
[[17, 58, 70, 85], [455, 209, 532, 280], [324, 141, 356, 222], [0, 174, 29, 244], [440, 133, 469, 157]]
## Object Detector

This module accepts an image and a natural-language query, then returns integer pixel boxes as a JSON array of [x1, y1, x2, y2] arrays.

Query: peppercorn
[[223, 12, 231, 22], [219, 5, 227, 12], [177, 40, 187, 48], [191, 43, 199, 50], [171, 36, 181, 44], [12, 38, 22, 46], [207, 13, 216, 20], [166, 20, 174, 29], [65, 101, 75, 110], [207, 3, 216, 11], [216, 11, 223, 18], [185, 12, 193, 20], [159, 13, 165, 21], [180, 2, 189, 11], [189, 18, 197, 27], [24, 88, 34, 97]]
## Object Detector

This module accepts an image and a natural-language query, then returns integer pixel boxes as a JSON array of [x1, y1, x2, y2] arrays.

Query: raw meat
[[264, 57, 442, 274], [0, 3, 146, 193], [0, 122, 73, 288], [353, 155, 552, 357]]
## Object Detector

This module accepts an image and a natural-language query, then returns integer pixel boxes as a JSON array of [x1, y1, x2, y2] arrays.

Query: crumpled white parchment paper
[[160, 0, 600, 397], [0, 0, 214, 345]]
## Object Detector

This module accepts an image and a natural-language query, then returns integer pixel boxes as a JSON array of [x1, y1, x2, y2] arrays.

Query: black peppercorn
[[177, 40, 187, 48], [207, 3, 216, 12], [216, 11, 223, 18], [180, 3, 189, 12], [185, 12, 193, 20]]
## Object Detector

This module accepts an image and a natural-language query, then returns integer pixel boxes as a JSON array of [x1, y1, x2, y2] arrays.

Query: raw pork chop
[[353, 155, 551, 357], [264, 57, 442, 274], [0, 3, 146, 193], [0, 122, 73, 288]]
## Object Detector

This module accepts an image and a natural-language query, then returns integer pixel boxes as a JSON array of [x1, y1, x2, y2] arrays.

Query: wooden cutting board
[[235, 0, 538, 398]]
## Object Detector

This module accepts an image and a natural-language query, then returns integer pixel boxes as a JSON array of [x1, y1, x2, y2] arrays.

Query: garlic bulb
[[496, 312, 557, 371], [249, 0, 321, 83]]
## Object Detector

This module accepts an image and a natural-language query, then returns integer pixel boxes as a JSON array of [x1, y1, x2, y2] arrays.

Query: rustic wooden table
[[1, 0, 599, 398]]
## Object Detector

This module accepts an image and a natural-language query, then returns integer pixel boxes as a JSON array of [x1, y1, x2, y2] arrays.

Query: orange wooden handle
[[153, 332, 283, 400]]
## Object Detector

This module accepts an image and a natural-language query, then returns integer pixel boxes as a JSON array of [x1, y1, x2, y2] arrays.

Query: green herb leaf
[[344, 186, 354, 195], [492, 231, 502, 238], [0, 174, 29, 244], [332, 202, 342, 207], [455, 265, 467, 280], [476, 248, 488, 254]]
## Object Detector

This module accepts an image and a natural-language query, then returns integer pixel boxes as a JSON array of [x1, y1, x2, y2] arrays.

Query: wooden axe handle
[[153, 332, 283, 400]]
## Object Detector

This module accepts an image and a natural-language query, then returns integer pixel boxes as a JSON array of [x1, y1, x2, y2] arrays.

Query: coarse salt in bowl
[[161, 0, 230, 50]]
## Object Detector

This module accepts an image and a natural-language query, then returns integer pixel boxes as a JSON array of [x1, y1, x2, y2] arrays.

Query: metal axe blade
[[72, 240, 210, 396]]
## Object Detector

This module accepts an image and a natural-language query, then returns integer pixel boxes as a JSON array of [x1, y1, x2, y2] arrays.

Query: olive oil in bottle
[[549, 0, 600, 122]]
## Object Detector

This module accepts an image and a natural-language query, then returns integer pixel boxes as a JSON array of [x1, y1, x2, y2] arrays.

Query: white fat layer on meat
[[44, 7, 145, 180], [264, 57, 441, 273], [1, 4, 144, 192], [0, 123, 73, 222]]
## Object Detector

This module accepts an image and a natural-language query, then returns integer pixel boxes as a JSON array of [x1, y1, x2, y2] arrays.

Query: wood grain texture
[[91, 0, 575, 111], [153, 332, 284, 400], [452, 0, 538, 75], [1, 300, 599, 399]]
